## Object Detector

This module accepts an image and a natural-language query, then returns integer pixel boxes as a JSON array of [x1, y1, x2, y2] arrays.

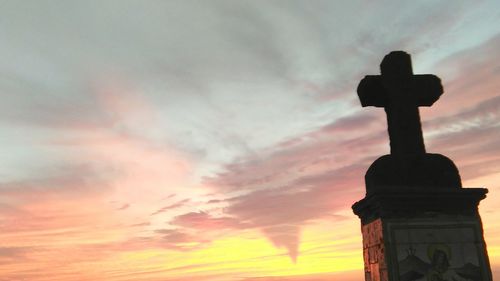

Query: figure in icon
[[399, 243, 481, 281]]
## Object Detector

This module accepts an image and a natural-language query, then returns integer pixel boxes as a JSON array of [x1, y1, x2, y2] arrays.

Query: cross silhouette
[[357, 51, 443, 155]]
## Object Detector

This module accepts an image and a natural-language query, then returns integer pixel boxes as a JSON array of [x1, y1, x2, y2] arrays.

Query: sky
[[0, 1, 499, 280]]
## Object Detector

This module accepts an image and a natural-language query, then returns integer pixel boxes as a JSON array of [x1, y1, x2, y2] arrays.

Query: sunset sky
[[1, 1, 500, 280]]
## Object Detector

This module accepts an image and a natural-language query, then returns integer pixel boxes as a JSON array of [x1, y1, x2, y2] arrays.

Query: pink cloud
[[261, 225, 301, 263], [0, 79, 201, 280], [116, 203, 130, 210], [151, 199, 190, 215], [155, 228, 211, 250], [426, 100, 499, 158], [171, 211, 247, 230], [203, 114, 386, 193], [0, 247, 31, 263], [422, 34, 500, 120], [199, 106, 386, 260], [199, 36, 500, 262]]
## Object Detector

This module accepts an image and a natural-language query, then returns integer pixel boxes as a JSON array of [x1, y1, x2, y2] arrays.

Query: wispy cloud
[[151, 199, 190, 216]]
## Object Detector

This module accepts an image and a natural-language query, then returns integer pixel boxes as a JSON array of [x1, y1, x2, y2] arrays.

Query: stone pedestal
[[353, 189, 492, 281]]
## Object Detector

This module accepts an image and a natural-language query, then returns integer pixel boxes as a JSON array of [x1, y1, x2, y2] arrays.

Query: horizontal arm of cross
[[357, 74, 443, 107]]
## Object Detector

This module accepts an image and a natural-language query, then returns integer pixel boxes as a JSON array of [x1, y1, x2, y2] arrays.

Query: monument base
[[352, 188, 492, 281]]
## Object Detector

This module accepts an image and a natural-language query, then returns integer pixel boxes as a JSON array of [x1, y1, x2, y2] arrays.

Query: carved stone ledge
[[352, 188, 487, 224]]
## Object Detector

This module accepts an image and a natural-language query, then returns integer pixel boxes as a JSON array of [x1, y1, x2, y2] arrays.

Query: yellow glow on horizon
[[108, 218, 363, 280]]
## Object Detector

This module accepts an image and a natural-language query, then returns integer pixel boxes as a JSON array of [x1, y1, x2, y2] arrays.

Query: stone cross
[[357, 51, 443, 155]]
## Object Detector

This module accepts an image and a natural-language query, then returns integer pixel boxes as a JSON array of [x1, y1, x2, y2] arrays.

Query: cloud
[[317, 112, 381, 134], [420, 35, 500, 182], [197, 157, 367, 261], [151, 199, 190, 216], [116, 203, 130, 210], [0, 247, 31, 262], [130, 222, 150, 227], [155, 228, 211, 251], [219, 165, 362, 260], [0, 172, 117, 240], [171, 211, 248, 231], [203, 111, 386, 193], [198, 33, 500, 263], [197, 103, 387, 261], [0, 160, 111, 197], [422, 33, 500, 119], [260, 225, 300, 263]]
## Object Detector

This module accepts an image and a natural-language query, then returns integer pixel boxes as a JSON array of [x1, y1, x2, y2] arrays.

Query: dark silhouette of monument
[[352, 51, 492, 281]]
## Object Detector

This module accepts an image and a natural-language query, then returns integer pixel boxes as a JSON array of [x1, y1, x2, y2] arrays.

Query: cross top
[[357, 51, 443, 155]]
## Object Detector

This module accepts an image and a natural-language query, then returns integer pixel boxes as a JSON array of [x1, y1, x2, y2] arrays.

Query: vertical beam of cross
[[357, 51, 443, 156]]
